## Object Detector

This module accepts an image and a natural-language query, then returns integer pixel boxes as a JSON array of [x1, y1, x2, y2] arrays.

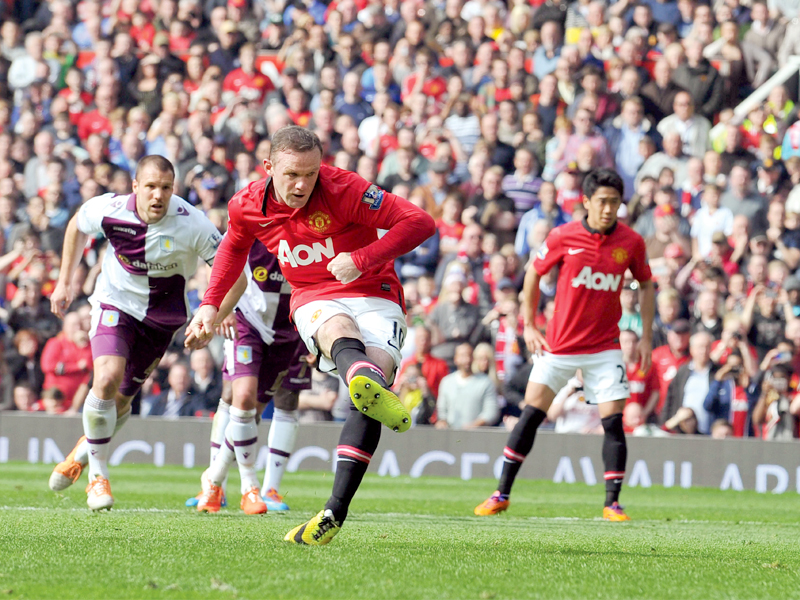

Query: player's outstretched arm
[[638, 279, 655, 373], [51, 215, 88, 319]]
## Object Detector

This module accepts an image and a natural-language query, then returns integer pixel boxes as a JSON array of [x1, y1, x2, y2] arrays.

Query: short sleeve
[[532, 228, 565, 276], [193, 213, 223, 266], [628, 233, 653, 283], [76, 193, 116, 235]]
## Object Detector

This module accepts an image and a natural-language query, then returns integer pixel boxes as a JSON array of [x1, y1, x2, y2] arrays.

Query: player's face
[[265, 149, 321, 209], [583, 186, 621, 233], [132, 165, 174, 224]]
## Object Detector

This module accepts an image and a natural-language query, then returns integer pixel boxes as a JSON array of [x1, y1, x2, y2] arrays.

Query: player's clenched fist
[[185, 304, 218, 349], [50, 281, 74, 318], [327, 252, 362, 284], [523, 323, 550, 356]]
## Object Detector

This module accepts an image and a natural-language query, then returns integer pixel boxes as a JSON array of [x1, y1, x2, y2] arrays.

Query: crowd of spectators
[[5, 0, 800, 440]]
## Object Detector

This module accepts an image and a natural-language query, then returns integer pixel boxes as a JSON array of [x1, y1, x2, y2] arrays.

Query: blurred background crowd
[[3, 0, 800, 440]]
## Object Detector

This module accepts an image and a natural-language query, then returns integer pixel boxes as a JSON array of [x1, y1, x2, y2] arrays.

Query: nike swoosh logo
[[568, 248, 585, 255], [258, 221, 273, 227]]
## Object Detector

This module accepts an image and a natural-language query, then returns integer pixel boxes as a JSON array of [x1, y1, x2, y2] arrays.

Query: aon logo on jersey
[[571, 266, 621, 291], [278, 237, 334, 268]]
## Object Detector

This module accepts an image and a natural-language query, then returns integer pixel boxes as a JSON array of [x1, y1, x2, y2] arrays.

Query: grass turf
[[1, 463, 799, 599]]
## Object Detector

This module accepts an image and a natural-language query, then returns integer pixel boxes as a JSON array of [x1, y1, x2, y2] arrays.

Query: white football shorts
[[293, 297, 407, 377], [529, 349, 630, 404]]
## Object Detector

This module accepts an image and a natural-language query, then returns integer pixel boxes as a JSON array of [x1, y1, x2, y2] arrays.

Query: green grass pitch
[[1, 463, 800, 600]]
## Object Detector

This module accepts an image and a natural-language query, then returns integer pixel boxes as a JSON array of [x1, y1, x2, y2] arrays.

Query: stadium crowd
[[3, 0, 800, 440]]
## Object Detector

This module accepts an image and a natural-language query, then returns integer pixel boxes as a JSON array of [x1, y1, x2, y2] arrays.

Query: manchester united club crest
[[612, 248, 628, 264], [310, 309, 322, 323], [308, 210, 331, 233]]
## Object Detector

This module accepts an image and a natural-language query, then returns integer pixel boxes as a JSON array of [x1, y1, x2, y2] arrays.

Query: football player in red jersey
[[475, 169, 655, 521], [186, 126, 436, 544]]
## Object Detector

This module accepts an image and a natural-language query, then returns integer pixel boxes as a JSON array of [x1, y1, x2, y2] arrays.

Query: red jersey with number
[[533, 219, 651, 355], [202, 165, 436, 315], [651, 345, 690, 415], [626, 360, 658, 407]]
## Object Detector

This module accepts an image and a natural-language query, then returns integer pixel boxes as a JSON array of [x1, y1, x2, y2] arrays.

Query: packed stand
[[2, 0, 800, 439]]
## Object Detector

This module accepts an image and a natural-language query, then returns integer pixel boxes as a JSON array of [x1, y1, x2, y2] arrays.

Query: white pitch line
[[0, 506, 798, 528], [0, 506, 184, 514], [358, 512, 800, 527]]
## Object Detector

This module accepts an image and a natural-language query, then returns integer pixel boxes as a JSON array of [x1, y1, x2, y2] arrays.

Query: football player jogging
[[474, 169, 655, 521], [185, 240, 311, 514], [48, 156, 222, 511], [186, 126, 436, 544]]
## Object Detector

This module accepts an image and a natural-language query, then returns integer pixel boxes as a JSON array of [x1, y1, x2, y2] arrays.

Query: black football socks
[[497, 405, 548, 498], [601, 413, 627, 507], [324, 404, 382, 524]]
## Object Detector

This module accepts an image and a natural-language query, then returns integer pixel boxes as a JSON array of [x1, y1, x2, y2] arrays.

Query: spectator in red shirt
[[401, 48, 447, 105], [436, 194, 466, 257], [651, 318, 691, 417], [77, 83, 116, 141], [222, 43, 275, 104], [286, 88, 312, 127], [710, 313, 759, 374], [621, 329, 660, 422], [40, 311, 93, 413], [168, 19, 196, 53], [58, 67, 94, 126], [398, 323, 450, 401]]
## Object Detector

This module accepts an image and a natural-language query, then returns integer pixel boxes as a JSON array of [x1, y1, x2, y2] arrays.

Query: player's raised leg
[[318, 311, 409, 432]]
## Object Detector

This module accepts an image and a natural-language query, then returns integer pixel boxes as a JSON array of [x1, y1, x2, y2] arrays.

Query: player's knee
[[232, 391, 258, 412], [93, 371, 123, 399], [273, 387, 299, 411], [316, 315, 361, 355], [232, 377, 258, 410], [523, 382, 556, 412], [601, 412, 625, 434]]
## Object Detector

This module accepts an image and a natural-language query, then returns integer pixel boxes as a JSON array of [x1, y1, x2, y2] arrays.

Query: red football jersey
[[222, 68, 275, 103], [626, 360, 658, 407], [651, 344, 690, 415], [204, 165, 435, 315], [533, 219, 651, 355], [730, 385, 749, 438]]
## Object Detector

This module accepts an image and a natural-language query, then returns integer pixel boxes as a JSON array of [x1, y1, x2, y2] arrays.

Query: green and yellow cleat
[[284, 509, 341, 545], [349, 375, 411, 432]]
